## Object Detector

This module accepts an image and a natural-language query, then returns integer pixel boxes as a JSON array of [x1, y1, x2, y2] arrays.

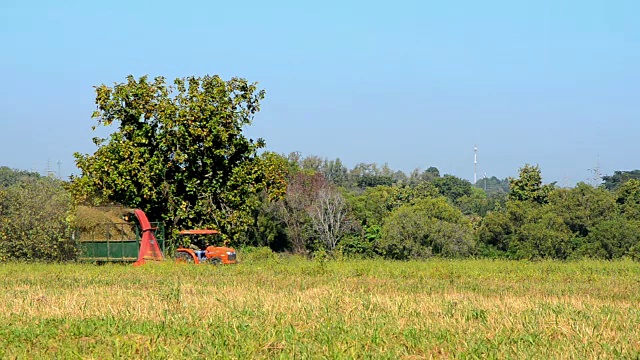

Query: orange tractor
[[109, 209, 235, 266], [174, 229, 237, 265]]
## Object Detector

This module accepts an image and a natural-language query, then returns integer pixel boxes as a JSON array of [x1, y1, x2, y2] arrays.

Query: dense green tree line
[[3, 74, 640, 262], [245, 158, 640, 260], [2, 161, 640, 261]]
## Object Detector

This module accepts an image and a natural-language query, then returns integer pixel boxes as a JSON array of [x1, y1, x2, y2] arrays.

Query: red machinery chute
[[132, 209, 164, 266]]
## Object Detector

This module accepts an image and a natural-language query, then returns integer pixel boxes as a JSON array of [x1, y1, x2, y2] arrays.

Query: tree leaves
[[508, 164, 554, 204], [72, 74, 281, 243]]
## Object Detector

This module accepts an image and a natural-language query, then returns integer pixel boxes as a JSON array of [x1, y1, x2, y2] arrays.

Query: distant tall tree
[[350, 163, 394, 189], [407, 166, 440, 185], [508, 164, 554, 204], [433, 175, 473, 202], [286, 152, 302, 168], [421, 167, 441, 182], [300, 155, 324, 174], [391, 170, 408, 184], [321, 158, 349, 187]]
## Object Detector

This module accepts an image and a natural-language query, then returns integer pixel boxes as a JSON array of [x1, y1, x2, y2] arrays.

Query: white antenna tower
[[589, 155, 602, 187], [473, 145, 478, 184]]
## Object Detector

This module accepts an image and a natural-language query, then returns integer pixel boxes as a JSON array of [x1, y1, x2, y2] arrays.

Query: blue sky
[[1, 0, 638, 185]]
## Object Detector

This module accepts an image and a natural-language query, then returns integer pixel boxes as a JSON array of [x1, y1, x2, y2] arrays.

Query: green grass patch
[[1, 259, 640, 358]]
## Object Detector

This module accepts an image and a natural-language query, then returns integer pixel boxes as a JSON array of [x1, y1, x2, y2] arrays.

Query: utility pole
[[56, 160, 62, 179]]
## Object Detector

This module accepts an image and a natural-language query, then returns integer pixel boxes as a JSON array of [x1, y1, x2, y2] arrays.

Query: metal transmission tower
[[588, 156, 603, 187], [473, 145, 478, 184], [45, 159, 58, 177]]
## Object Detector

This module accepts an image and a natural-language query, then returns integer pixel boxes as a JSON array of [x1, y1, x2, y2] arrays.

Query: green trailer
[[74, 221, 166, 262]]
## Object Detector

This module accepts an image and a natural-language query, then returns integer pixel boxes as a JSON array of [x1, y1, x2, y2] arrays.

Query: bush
[[377, 197, 475, 259], [578, 218, 640, 260], [238, 246, 278, 263], [336, 225, 380, 258], [509, 213, 571, 260], [0, 176, 76, 261]]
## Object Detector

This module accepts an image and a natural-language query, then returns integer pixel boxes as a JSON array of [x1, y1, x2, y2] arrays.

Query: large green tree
[[72, 75, 285, 242]]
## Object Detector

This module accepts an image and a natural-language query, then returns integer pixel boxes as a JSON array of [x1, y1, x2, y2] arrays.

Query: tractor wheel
[[210, 257, 222, 266], [176, 252, 194, 263]]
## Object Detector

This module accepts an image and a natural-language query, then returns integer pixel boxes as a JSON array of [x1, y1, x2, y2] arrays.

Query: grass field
[[2, 255, 640, 359]]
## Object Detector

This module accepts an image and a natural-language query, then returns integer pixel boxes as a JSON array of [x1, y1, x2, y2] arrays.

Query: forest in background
[[2, 162, 640, 262], [2, 74, 640, 262]]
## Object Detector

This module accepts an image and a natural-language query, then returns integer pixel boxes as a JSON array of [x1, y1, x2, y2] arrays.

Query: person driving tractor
[[174, 229, 237, 265]]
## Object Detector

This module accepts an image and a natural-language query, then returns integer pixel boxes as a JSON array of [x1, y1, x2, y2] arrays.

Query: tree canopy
[[72, 75, 286, 241], [602, 170, 640, 191]]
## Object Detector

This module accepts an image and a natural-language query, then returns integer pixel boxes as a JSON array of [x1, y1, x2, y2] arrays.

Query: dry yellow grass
[[1, 258, 640, 359]]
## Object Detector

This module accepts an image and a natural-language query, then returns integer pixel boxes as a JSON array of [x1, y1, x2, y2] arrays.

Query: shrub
[[377, 197, 475, 259], [238, 246, 278, 263], [0, 176, 76, 261]]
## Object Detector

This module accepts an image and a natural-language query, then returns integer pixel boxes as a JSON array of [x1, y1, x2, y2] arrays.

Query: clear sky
[[1, 0, 638, 185]]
